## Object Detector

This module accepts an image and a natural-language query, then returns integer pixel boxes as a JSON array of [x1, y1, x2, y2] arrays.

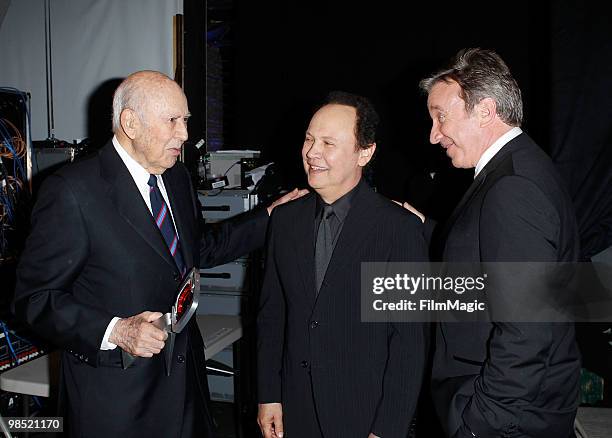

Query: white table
[[0, 314, 242, 398], [0, 350, 59, 398]]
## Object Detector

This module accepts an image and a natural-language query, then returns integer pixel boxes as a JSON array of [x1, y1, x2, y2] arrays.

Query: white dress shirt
[[100, 136, 179, 350], [474, 127, 523, 178]]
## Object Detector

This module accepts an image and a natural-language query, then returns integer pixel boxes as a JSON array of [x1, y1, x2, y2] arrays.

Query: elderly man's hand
[[109, 311, 168, 357], [267, 188, 309, 216], [258, 403, 284, 438]]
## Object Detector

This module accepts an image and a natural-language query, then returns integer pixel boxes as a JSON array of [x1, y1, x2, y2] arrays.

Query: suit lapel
[[99, 143, 177, 271], [437, 171, 487, 244], [162, 169, 194, 270], [312, 183, 378, 307], [293, 195, 317, 305], [437, 133, 528, 248]]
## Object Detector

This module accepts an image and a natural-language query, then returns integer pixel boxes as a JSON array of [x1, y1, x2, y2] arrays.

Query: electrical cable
[[32, 396, 43, 410], [0, 320, 35, 345], [0, 87, 34, 179], [0, 119, 27, 182], [0, 87, 32, 259], [223, 160, 241, 177], [1, 321, 20, 364]]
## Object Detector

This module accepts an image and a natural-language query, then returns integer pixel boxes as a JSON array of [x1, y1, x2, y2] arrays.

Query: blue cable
[[0, 160, 18, 222], [1, 321, 20, 364], [0, 197, 14, 223], [0, 192, 15, 220], [0, 119, 26, 180], [0, 87, 29, 255], [0, 321, 34, 345], [0, 87, 32, 182]]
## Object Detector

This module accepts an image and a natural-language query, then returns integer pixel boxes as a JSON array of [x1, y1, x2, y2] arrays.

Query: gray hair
[[419, 48, 523, 126], [111, 71, 172, 132]]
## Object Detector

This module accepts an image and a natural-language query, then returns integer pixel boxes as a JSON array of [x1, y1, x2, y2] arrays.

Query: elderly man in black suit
[[257, 91, 429, 438], [412, 48, 581, 438], [13, 70, 304, 437]]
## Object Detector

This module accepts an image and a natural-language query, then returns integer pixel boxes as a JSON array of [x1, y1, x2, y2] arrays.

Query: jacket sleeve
[[12, 174, 113, 364], [256, 209, 285, 403], [199, 206, 269, 268]]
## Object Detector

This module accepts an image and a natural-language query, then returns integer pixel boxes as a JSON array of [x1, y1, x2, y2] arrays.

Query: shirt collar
[[316, 178, 362, 223], [474, 127, 522, 178], [112, 135, 154, 188]]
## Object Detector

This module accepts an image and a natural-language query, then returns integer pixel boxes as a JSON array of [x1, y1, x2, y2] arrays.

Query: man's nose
[[175, 119, 188, 141], [429, 124, 442, 145], [305, 140, 321, 158]]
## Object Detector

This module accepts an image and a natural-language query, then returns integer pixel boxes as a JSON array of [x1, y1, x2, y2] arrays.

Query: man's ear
[[120, 109, 140, 140], [358, 143, 376, 167], [477, 98, 497, 127]]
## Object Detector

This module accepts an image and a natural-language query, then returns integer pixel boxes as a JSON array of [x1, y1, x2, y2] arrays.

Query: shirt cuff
[[100, 317, 121, 350]]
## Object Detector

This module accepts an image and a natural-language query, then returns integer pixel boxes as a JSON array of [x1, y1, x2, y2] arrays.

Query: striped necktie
[[148, 174, 186, 277]]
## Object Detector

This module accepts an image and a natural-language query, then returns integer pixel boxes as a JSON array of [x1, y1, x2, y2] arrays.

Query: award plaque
[[122, 268, 200, 375]]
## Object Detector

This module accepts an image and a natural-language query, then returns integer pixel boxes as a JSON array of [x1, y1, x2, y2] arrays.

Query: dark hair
[[320, 91, 379, 149], [419, 48, 523, 126]]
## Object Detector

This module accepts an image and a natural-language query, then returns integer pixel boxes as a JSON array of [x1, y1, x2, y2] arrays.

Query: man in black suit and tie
[[13, 70, 304, 437], [415, 48, 581, 437], [257, 91, 429, 438]]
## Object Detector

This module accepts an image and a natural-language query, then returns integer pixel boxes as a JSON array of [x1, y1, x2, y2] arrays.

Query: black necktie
[[148, 174, 186, 277], [315, 204, 335, 293]]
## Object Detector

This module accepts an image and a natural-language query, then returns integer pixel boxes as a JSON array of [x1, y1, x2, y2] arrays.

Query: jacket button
[[300, 360, 309, 368], [173, 272, 180, 281], [310, 321, 318, 329], [177, 354, 185, 363]]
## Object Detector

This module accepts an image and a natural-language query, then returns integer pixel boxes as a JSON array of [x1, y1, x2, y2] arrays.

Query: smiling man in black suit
[[417, 48, 581, 438], [257, 91, 429, 438]]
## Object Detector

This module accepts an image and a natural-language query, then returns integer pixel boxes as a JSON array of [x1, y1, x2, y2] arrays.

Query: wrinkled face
[[130, 82, 190, 174], [302, 104, 374, 203], [427, 80, 484, 169]]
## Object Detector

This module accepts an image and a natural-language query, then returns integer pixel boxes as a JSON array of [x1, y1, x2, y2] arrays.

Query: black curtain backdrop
[[548, 0, 612, 404], [550, 1, 612, 260], [230, 0, 610, 253]]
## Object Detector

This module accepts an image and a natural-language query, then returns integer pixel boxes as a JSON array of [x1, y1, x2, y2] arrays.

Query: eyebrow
[[428, 104, 444, 112], [321, 136, 337, 142], [305, 132, 337, 142], [164, 113, 191, 119]]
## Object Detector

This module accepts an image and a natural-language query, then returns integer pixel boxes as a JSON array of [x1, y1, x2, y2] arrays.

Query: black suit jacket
[[257, 181, 429, 438], [13, 142, 268, 437], [431, 133, 581, 438]]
